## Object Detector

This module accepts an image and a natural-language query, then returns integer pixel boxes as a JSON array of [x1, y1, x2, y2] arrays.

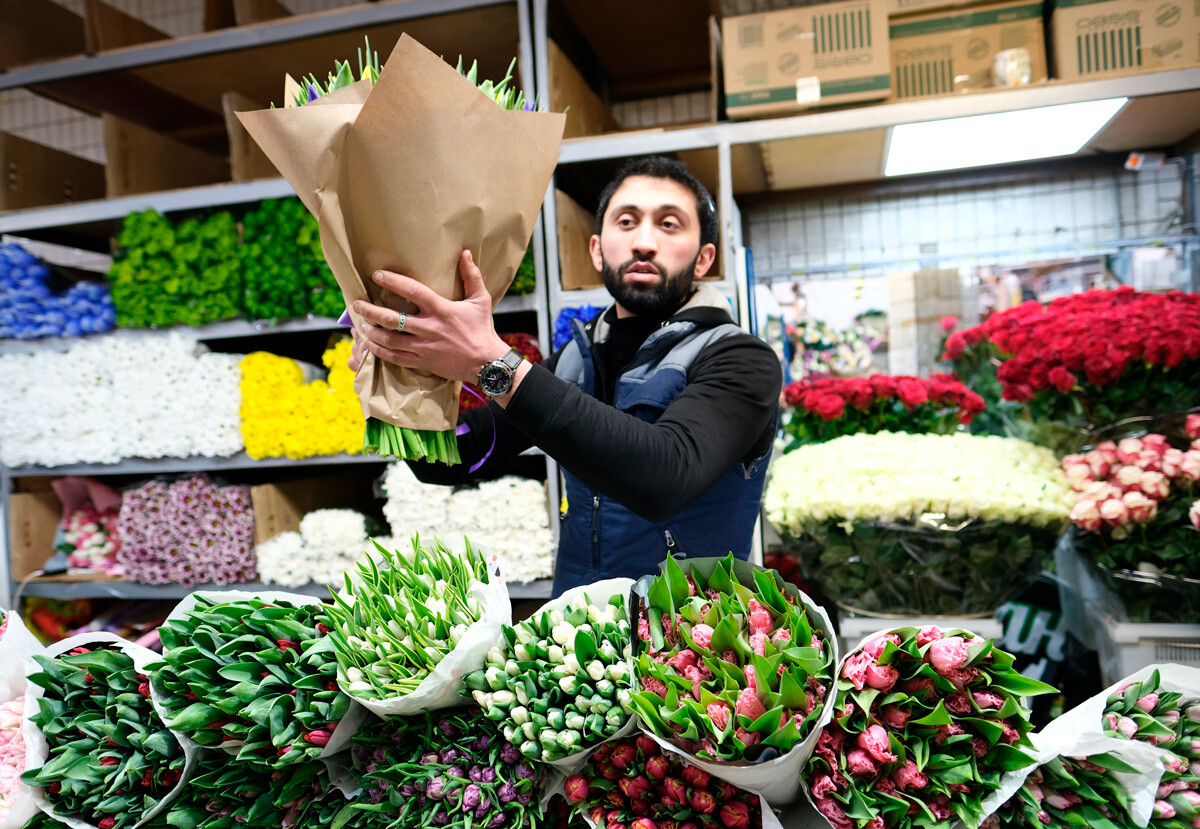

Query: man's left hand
[[352, 250, 508, 385]]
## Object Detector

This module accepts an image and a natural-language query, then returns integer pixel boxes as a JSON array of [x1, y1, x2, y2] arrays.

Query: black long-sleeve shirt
[[411, 300, 781, 523]]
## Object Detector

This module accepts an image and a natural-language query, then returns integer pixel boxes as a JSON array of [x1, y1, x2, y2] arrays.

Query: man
[[349, 156, 781, 594]]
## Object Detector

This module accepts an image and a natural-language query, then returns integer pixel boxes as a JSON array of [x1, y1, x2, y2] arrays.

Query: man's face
[[589, 176, 716, 318]]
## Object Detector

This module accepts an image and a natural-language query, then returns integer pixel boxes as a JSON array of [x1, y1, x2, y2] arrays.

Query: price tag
[[795, 76, 821, 105]]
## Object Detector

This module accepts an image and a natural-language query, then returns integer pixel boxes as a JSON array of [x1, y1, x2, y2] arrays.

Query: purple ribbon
[[456, 385, 496, 473]]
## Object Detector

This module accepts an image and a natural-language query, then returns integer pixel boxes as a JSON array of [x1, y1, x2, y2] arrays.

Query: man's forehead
[[607, 176, 697, 215]]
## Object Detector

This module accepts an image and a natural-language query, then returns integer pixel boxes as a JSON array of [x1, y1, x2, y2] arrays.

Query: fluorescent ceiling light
[[884, 97, 1128, 177]]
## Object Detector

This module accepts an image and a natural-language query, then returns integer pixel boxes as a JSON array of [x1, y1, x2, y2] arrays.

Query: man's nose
[[631, 219, 657, 256]]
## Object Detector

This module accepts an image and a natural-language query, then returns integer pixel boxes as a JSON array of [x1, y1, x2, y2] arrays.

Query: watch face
[[479, 363, 512, 397]]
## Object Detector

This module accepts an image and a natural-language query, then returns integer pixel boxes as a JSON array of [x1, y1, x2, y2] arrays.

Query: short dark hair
[[594, 155, 718, 249]]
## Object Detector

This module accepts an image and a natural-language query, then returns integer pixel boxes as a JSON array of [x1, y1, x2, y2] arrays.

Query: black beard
[[601, 253, 699, 319]]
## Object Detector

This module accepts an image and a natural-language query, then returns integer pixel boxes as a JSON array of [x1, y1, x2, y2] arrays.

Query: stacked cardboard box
[[722, 0, 892, 119], [888, 0, 1047, 98], [1049, 0, 1200, 79]]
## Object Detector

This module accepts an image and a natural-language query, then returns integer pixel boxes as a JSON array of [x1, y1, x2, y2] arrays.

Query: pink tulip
[[1157, 801, 1177, 819], [735, 726, 761, 746], [304, 729, 331, 747], [862, 633, 902, 659], [865, 662, 899, 692], [747, 598, 773, 635], [641, 676, 668, 699], [735, 687, 766, 721], [743, 664, 757, 690], [847, 748, 878, 776], [810, 774, 837, 798], [771, 628, 791, 644], [1044, 793, 1072, 810], [892, 760, 927, 790], [813, 797, 854, 829], [690, 624, 714, 649], [859, 725, 898, 763], [973, 691, 1005, 709], [564, 775, 589, 803], [749, 632, 768, 657], [915, 626, 943, 646], [927, 636, 969, 673], [719, 802, 750, 829], [707, 702, 731, 732], [881, 705, 910, 729], [842, 652, 876, 691]]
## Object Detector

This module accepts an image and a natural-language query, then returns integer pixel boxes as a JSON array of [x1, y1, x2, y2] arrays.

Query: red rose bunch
[[804, 626, 1054, 829], [563, 736, 764, 829], [944, 288, 1200, 434], [1064, 420, 1200, 621], [781, 374, 985, 447], [459, 332, 545, 414]]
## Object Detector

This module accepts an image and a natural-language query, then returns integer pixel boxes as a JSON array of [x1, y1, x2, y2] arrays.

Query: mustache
[[618, 257, 666, 279]]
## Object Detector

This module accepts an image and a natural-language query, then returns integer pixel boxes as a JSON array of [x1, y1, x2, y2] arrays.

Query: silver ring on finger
[[396, 312, 407, 334]]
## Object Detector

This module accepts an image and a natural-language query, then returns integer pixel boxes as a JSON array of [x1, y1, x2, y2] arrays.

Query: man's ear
[[694, 243, 717, 278], [588, 234, 604, 273]]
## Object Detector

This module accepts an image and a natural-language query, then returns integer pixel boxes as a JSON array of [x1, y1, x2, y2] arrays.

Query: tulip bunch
[[630, 555, 835, 762], [334, 707, 550, 829], [0, 695, 26, 823], [990, 752, 1144, 829], [0, 241, 116, 340], [153, 596, 351, 770], [22, 645, 185, 829], [463, 592, 634, 762], [1102, 669, 1200, 829], [325, 536, 491, 700], [563, 736, 764, 829], [144, 747, 332, 829], [290, 37, 381, 106], [804, 626, 1056, 829]]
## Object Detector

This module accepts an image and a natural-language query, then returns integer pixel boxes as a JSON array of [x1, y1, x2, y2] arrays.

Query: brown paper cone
[[238, 34, 564, 432]]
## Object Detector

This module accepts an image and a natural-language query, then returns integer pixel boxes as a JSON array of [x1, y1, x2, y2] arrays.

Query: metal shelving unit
[[0, 0, 558, 611]]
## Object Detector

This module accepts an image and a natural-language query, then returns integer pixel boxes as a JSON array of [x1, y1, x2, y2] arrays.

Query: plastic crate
[[837, 612, 1003, 657], [1093, 614, 1200, 687]]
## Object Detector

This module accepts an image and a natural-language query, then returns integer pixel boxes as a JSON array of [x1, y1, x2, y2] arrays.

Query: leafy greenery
[[240, 198, 343, 320], [108, 210, 242, 328]]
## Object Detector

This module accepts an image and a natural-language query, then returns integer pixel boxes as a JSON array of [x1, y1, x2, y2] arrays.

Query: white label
[[795, 76, 822, 104]]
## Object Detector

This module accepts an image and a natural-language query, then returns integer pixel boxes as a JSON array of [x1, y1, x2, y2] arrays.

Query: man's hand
[[349, 250, 509, 385]]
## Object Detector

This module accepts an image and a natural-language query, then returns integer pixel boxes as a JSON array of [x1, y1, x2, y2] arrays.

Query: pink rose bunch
[[0, 695, 26, 823], [993, 752, 1144, 829], [60, 501, 121, 571], [804, 625, 1055, 829], [564, 736, 764, 829], [1063, 432, 1200, 538], [630, 555, 835, 763], [1103, 670, 1200, 829], [115, 474, 256, 585]]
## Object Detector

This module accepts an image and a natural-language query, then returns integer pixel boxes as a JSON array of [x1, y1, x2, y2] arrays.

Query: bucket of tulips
[[333, 706, 552, 829], [1062, 417, 1200, 622], [985, 663, 1176, 829], [629, 554, 838, 805], [1, 612, 42, 829], [561, 734, 788, 829], [324, 535, 511, 718], [462, 579, 638, 769], [150, 591, 365, 768], [21, 632, 191, 829], [803, 625, 1057, 829]]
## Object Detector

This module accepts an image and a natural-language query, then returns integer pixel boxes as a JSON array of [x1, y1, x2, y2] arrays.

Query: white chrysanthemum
[[0, 332, 243, 467], [255, 531, 306, 587], [764, 432, 1075, 536]]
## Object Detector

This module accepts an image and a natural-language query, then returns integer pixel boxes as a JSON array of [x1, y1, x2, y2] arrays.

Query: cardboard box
[[555, 189, 605, 291], [722, 1, 892, 119], [250, 473, 375, 546], [548, 39, 622, 139], [888, 0, 992, 20], [889, 0, 1047, 99], [1050, 0, 1200, 80], [8, 490, 61, 581]]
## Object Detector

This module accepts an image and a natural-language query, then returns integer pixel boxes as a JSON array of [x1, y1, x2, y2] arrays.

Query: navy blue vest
[[551, 314, 772, 595]]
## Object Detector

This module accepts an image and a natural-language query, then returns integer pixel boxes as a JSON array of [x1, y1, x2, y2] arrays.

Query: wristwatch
[[477, 348, 523, 398]]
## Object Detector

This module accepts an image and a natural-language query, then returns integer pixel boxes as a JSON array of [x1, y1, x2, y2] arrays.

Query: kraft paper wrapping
[[238, 35, 565, 432]]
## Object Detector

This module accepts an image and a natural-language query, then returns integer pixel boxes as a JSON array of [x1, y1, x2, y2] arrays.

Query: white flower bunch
[[382, 462, 554, 583], [765, 432, 1074, 535], [0, 332, 242, 467], [256, 508, 374, 587]]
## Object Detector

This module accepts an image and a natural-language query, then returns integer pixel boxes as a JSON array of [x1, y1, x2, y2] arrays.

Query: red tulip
[[646, 754, 671, 781], [620, 776, 654, 800], [720, 801, 751, 829], [564, 775, 589, 803], [632, 820, 658, 829], [600, 762, 622, 781], [612, 743, 638, 770], [691, 790, 717, 815], [663, 777, 687, 803], [682, 766, 711, 788], [636, 735, 659, 757]]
